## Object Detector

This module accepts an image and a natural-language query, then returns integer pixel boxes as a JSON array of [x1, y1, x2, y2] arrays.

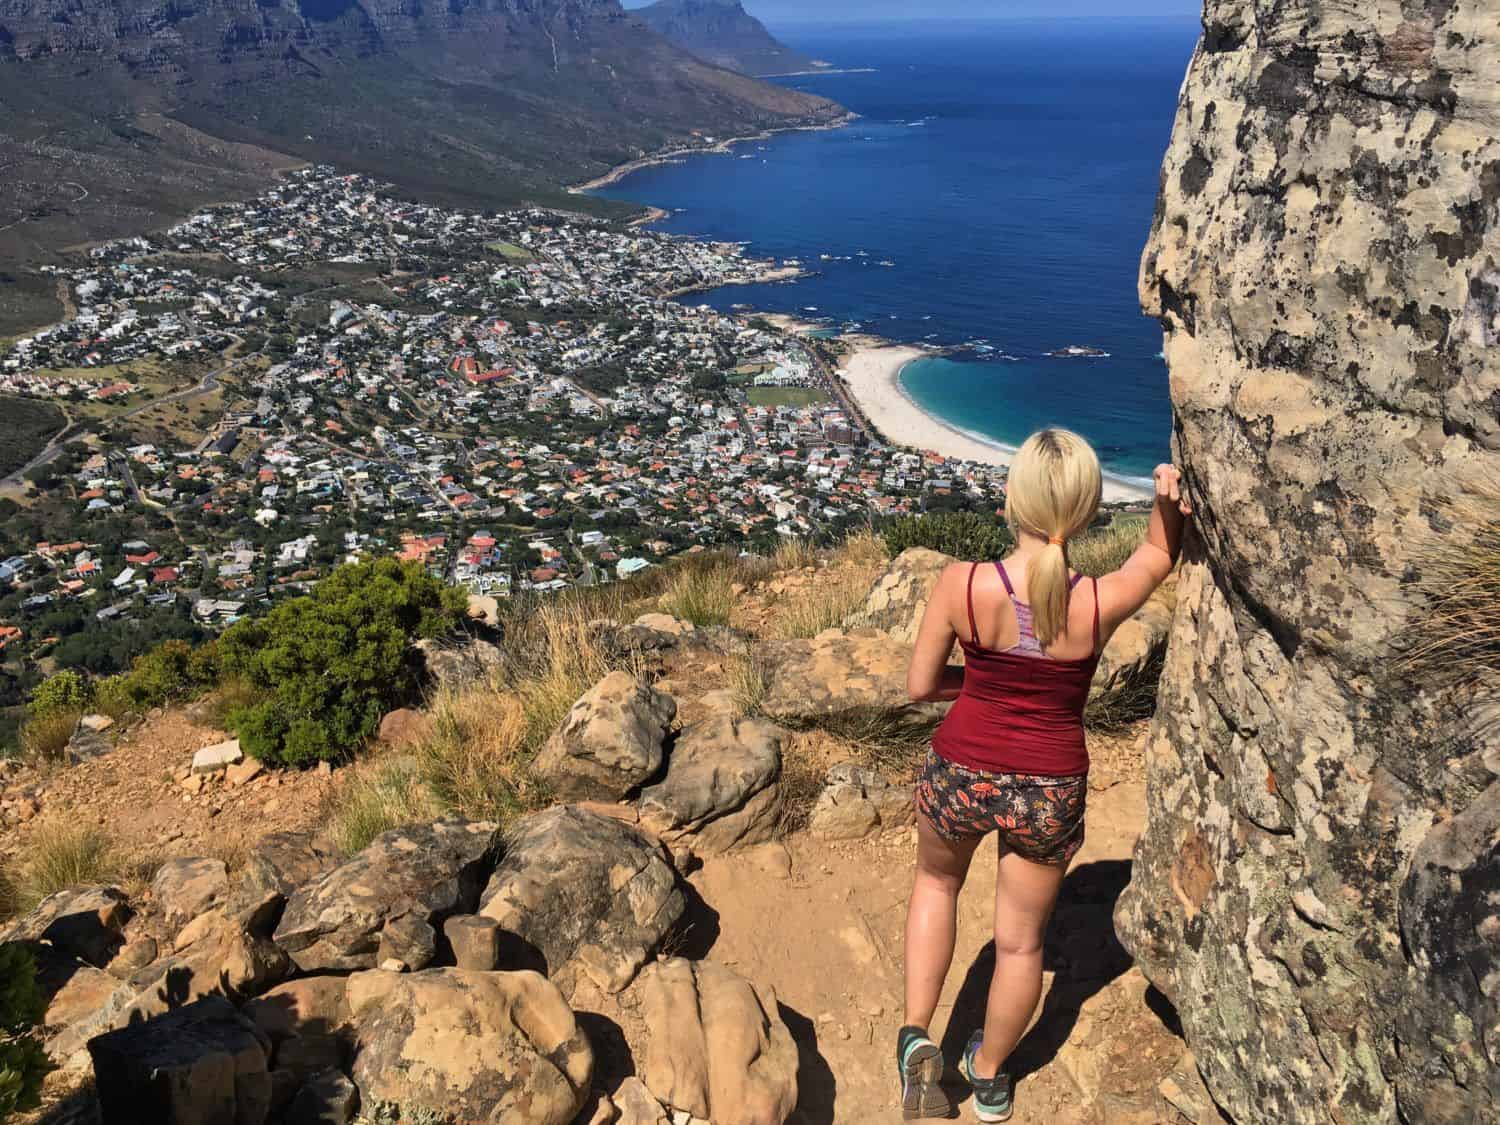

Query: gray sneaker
[[897, 1025, 951, 1119], [960, 1031, 1013, 1123]]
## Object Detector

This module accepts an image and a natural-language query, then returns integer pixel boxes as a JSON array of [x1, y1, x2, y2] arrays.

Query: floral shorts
[[915, 750, 1087, 866]]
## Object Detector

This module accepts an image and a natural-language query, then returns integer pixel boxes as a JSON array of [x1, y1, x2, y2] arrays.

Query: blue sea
[[591, 17, 1199, 485]]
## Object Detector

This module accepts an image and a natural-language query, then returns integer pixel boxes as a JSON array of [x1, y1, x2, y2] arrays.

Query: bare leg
[[903, 816, 981, 1030], [971, 847, 1067, 1078]]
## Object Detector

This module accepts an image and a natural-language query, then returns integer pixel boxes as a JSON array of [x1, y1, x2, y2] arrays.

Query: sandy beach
[[837, 340, 1153, 503]]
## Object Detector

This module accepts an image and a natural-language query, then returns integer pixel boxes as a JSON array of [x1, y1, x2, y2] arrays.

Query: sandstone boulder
[[88, 996, 272, 1125], [759, 629, 946, 731], [286, 1069, 357, 1125], [1090, 577, 1175, 698], [842, 547, 954, 645], [65, 723, 112, 764], [192, 739, 243, 774], [1116, 4, 1500, 1120], [530, 671, 676, 802], [415, 637, 502, 688], [152, 858, 229, 931], [614, 1076, 671, 1125], [4, 885, 131, 967], [344, 968, 592, 1124], [273, 819, 497, 973], [636, 958, 798, 1125], [376, 707, 431, 749], [638, 714, 785, 853], [808, 762, 914, 841], [479, 806, 684, 993]]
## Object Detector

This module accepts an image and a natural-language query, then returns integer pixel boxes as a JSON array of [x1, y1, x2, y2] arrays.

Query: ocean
[[590, 17, 1200, 485]]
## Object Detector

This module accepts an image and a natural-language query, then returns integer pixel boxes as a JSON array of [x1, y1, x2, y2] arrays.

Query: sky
[[625, 0, 1200, 22]]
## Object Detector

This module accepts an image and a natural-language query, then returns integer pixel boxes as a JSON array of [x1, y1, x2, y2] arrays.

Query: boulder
[[638, 714, 785, 853], [758, 630, 946, 732], [152, 858, 229, 931], [633, 613, 697, 637], [614, 1076, 671, 1125], [225, 831, 341, 936], [107, 936, 159, 978], [1090, 577, 1175, 697], [343, 968, 592, 1124], [242, 976, 351, 1045], [192, 739, 243, 774], [842, 548, 954, 645], [79, 713, 115, 733], [4, 885, 131, 967], [808, 762, 915, 841], [1116, 5, 1500, 1121], [286, 1069, 357, 1125], [635, 958, 798, 1125], [415, 637, 502, 689], [467, 594, 500, 628], [88, 996, 272, 1125], [273, 819, 497, 973], [478, 807, 684, 994], [376, 707, 431, 749], [66, 723, 112, 764], [530, 671, 676, 802], [443, 914, 502, 971]]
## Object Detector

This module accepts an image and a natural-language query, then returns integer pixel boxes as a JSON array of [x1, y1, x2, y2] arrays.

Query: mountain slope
[[633, 0, 820, 77], [0, 0, 846, 268]]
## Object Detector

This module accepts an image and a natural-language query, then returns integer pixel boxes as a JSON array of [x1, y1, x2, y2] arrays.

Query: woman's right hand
[[1153, 464, 1193, 517]]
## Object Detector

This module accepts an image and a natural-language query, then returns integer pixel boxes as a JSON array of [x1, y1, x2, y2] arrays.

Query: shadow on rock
[[665, 879, 721, 961], [941, 859, 1137, 1083], [778, 1001, 837, 1125]]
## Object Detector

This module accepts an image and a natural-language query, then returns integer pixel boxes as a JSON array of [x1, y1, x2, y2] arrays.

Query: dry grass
[[1071, 515, 1148, 578], [658, 563, 737, 628], [19, 709, 80, 763], [1084, 649, 1166, 732], [769, 530, 889, 641], [416, 685, 549, 824], [771, 537, 820, 573], [0, 865, 18, 923], [329, 756, 443, 857], [728, 645, 770, 716], [1403, 478, 1500, 700], [7, 825, 124, 912]]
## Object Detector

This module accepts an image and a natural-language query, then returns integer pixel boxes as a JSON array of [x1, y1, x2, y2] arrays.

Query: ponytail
[[1004, 429, 1103, 648], [1028, 539, 1072, 648]]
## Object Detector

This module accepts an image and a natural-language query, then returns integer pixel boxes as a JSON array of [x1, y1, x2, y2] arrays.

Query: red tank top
[[931, 562, 1100, 777]]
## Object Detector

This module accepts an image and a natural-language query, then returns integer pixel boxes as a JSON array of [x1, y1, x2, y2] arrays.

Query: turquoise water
[[591, 17, 1198, 483]]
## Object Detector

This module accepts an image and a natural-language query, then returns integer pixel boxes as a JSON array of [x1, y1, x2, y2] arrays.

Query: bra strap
[[966, 563, 980, 646], [1092, 577, 1101, 655], [994, 561, 1016, 598]]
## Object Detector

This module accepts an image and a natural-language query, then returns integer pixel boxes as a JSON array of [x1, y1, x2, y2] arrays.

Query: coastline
[[834, 337, 1153, 503], [570, 113, 859, 195]]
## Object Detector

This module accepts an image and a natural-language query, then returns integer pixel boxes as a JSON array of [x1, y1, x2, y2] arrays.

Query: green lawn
[[748, 386, 831, 408], [486, 241, 535, 263]]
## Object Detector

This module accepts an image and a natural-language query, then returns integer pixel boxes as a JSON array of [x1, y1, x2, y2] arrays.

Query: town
[[0, 168, 1009, 701]]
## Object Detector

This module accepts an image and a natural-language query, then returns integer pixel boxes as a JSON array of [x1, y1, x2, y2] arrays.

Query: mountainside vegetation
[[0, 0, 845, 271], [634, 0, 820, 76]]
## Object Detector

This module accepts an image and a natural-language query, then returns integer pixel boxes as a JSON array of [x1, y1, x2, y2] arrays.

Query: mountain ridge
[[633, 0, 822, 77]]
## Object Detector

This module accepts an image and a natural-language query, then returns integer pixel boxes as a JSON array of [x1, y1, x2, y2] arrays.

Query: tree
[[218, 559, 467, 767], [0, 943, 49, 1120]]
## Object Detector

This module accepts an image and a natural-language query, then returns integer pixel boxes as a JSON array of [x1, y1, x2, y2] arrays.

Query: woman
[[896, 428, 1190, 1122]]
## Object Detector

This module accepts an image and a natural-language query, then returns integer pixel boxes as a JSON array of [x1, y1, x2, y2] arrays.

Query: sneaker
[[960, 1031, 1013, 1123], [897, 1025, 951, 1120]]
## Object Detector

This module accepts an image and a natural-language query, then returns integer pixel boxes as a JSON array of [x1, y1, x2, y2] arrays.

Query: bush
[[0, 943, 50, 1120], [18, 710, 78, 763], [882, 512, 1013, 562], [26, 671, 89, 719], [219, 559, 467, 768]]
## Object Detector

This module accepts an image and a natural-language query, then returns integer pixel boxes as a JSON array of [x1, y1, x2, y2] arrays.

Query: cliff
[[633, 0, 817, 77], [0, 0, 844, 262], [1117, 1, 1500, 1121]]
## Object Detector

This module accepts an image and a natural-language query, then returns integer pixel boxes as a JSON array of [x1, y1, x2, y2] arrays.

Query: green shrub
[[0, 943, 50, 1119], [882, 512, 1014, 562], [26, 671, 89, 719], [219, 559, 467, 768]]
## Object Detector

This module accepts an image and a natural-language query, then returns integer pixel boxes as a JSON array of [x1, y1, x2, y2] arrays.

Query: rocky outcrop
[[1090, 577, 1176, 698], [635, 957, 799, 1125], [759, 629, 947, 732], [531, 672, 677, 802], [343, 968, 594, 1124], [479, 807, 684, 993], [638, 713, 785, 852], [808, 762, 914, 841], [842, 548, 953, 645], [4, 886, 131, 967], [1116, 3, 1500, 1121], [273, 819, 497, 973]]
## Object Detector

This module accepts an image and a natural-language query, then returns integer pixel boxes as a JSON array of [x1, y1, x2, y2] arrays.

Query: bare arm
[[1098, 464, 1192, 625], [907, 564, 967, 702]]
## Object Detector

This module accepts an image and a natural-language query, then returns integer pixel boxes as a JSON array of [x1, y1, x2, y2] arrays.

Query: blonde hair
[[1004, 428, 1103, 647]]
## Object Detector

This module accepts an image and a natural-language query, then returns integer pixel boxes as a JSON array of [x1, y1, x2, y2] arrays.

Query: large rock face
[[1117, 4, 1500, 1123]]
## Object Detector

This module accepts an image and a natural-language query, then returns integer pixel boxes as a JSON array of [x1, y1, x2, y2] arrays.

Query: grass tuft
[[329, 757, 443, 857], [1071, 515, 1148, 578], [19, 709, 80, 763], [658, 563, 737, 628], [9, 825, 123, 912]]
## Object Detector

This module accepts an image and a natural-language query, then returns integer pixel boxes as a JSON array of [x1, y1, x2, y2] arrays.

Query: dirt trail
[[578, 770, 1200, 1124]]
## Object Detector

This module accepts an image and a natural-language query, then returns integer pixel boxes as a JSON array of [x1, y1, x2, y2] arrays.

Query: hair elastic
[[1048, 536, 1067, 547]]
